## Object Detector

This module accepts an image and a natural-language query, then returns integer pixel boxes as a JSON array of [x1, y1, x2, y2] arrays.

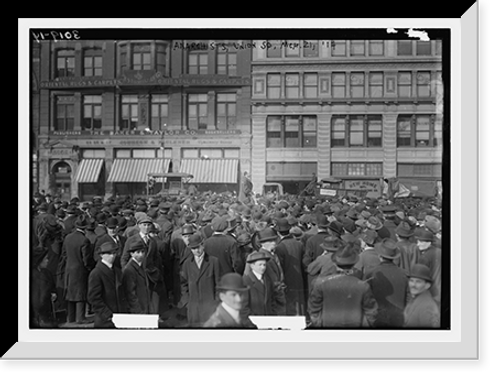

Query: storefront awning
[[75, 159, 104, 183], [179, 159, 239, 183], [107, 159, 171, 183]]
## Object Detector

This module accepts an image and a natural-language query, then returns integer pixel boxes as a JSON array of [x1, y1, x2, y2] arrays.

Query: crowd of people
[[30, 186, 443, 329]]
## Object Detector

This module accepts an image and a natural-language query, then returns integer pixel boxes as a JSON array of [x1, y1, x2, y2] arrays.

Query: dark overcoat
[[418, 246, 442, 304], [395, 239, 419, 273], [275, 234, 307, 316], [203, 233, 241, 276], [30, 267, 56, 326], [365, 261, 409, 327], [242, 270, 284, 316], [94, 233, 126, 269], [303, 231, 330, 268], [354, 248, 381, 279], [62, 229, 93, 301], [308, 272, 378, 328], [180, 254, 221, 327], [122, 259, 151, 314], [87, 261, 126, 328], [404, 289, 440, 328]]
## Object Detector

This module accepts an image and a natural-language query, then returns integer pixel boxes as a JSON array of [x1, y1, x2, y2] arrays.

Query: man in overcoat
[[122, 240, 152, 314], [93, 217, 127, 270], [179, 233, 221, 327], [354, 230, 381, 278], [404, 264, 440, 328], [203, 272, 256, 328], [415, 228, 442, 305], [203, 216, 241, 276], [308, 242, 378, 328], [365, 238, 408, 328], [274, 218, 307, 316], [87, 242, 126, 328], [61, 214, 94, 324]]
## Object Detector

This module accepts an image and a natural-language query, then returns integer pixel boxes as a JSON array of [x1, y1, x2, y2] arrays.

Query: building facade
[[250, 39, 444, 196], [35, 39, 252, 201]]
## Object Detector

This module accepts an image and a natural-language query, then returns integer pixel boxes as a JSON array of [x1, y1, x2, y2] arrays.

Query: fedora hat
[[335, 242, 361, 266], [74, 215, 89, 229], [99, 241, 119, 255], [415, 228, 434, 242], [328, 221, 344, 236], [275, 218, 291, 233], [409, 264, 433, 282], [257, 227, 278, 243], [187, 233, 204, 249], [290, 226, 304, 239], [376, 238, 400, 260], [236, 233, 252, 247], [316, 214, 330, 228], [217, 273, 249, 292], [320, 236, 345, 252], [212, 216, 228, 232], [395, 221, 414, 238], [366, 216, 383, 230], [246, 250, 271, 263]]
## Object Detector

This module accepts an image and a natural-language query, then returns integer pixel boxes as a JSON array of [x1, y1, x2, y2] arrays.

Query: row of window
[[263, 40, 442, 58], [54, 93, 237, 132], [266, 114, 442, 148], [264, 71, 441, 99], [82, 148, 240, 160]]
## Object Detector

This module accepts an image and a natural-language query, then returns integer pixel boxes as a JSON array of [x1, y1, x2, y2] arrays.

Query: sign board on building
[[49, 129, 242, 137], [344, 180, 381, 191]]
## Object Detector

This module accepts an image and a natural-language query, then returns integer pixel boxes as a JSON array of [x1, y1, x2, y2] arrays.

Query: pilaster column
[[251, 115, 267, 194], [383, 113, 398, 178], [317, 114, 332, 180]]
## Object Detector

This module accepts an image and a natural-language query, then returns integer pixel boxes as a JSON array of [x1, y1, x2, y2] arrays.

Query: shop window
[[82, 149, 105, 159], [331, 162, 382, 177], [132, 149, 156, 158], [397, 164, 442, 178], [200, 148, 224, 159], [188, 94, 208, 130]]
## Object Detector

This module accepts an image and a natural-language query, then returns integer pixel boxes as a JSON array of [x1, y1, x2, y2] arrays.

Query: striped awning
[[179, 159, 239, 183], [74, 159, 104, 183], [107, 159, 171, 183]]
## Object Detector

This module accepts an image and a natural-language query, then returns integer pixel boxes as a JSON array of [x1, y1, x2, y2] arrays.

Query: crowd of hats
[[32, 190, 442, 260]]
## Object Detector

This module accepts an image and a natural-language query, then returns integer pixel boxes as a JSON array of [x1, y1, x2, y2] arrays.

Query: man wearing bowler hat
[[241, 251, 286, 316], [365, 238, 409, 328], [179, 233, 221, 327], [122, 240, 152, 314], [274, 218, 307, 316], [414, 228, 442, 305], [307, 236, 344, 290], [88, 242, 126, 328], [404, 264, 440, 328], [204, 216, 242, 276], [203, 273, 256, 328], [354, 229, 381, 279], [308, 242, 378, 328], [60, 214, 94, 325], [93, 217, 126, 268], [253, 228, 286, 296]]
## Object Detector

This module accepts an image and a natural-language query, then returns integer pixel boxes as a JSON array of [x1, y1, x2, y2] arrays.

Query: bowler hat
[[376, 238, 400, 260], [236, 233, 252, 247], [109, 204, 120, 214], [275, 218, 291, 233], [56, 209, 66, 219], [415, 228, 434, 242], [181, 224, 196, 235], [320, 236, 345, 252], [409, 264, 433, 282], [105, 217, 119, 229], [381, 205, 397, 214], [217, 272, 249, 292], [187, 233, 204, 249], [99, 241, 119, 255], [257, 227, 278, 243], [128, 239, 147, 253], [328, 221, 344, 236], [395, 221, 414, 238], [246, 250, 271, 263], [335, 242, 361, 266]]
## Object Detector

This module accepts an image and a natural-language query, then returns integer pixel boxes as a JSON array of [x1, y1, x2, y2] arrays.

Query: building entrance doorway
[[51, 161, 72, 202]]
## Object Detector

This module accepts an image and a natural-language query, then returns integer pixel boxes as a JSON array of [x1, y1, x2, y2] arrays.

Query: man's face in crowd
[[101, 251, 117, 265], [220, 290, 245, 311], [139, 222, 152, 235], [107, 226, 118, 237], [250, 260, 267, 276], [131, 249, 146, 263], [261, 240, 276, 252], [182, 234, 191, 246], [191, 245, 204, 257], [408, 277, 431, 297]]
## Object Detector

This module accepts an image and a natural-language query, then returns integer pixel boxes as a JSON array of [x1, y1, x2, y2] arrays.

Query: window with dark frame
[[285, 73, 300, 98], [266, 40, 282, 58], [151, 94, 168, 130], [83, 48, 102, 77], [369, 40, 384, 56], [55, 96, 74, 131], [331, 115, 383, 148], [332, 73, 346, 98], [397, 114, 440, 147], [304, 73, 318, 98], [217, 46, 237, 76], [267, 73, 281, 99], [118, 42, 168, 74], [349, 116, 365, 146], [350, 40, 366, 56], [331, 40, 346, 56], [350, 72, 365, 98], [303, 40, 319, 57], [398, 71, 412, 97], [266, 115, 317, 148], [188, 50, 208, 75], [417, 71, 431, 97], [397, 40, 413, 56], [188, 94, 208, 130], [82, 95, 102, 131], [120, 95, 138, 131], [331, 162, 383, 177], [367, 116, 383, 147], [369, 72, 384, 98], [132, 43, 151, 70], [284, 40, 300, 57], [416, 41, 432, 56], [56, 49, 75, 78], [331, 115, 347, 147], [216, 93, 237, 130]]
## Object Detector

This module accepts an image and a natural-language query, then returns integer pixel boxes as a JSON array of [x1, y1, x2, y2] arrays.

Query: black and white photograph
[[11, 13, 481, 363]]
